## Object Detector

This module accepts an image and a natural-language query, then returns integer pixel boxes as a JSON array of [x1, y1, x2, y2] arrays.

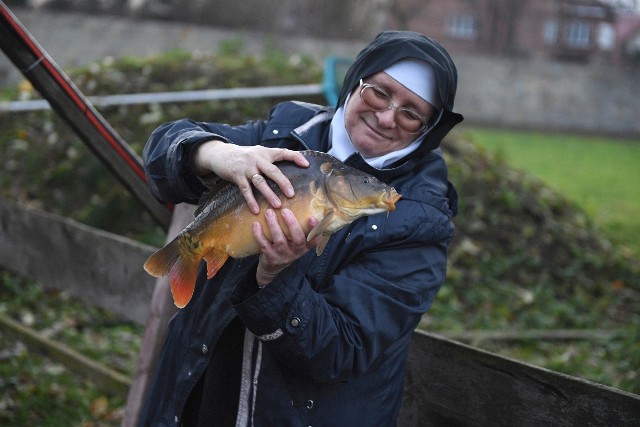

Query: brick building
[[386, 0, 619, 64], [6, 0, 638, 67], [615, 12, 640, 66]]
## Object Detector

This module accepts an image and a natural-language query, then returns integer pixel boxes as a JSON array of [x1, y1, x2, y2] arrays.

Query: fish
[[143, 150, 401, 308]]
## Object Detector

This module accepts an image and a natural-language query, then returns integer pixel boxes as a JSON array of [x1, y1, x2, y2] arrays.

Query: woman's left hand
[[253, 208, 320, 287]]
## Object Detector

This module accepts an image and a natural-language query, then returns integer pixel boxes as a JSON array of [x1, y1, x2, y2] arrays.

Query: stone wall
[[1, 8, 638, 136], [453, 54, 639, 135]]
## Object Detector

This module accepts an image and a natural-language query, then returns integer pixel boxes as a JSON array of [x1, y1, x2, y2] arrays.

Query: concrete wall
[[1, 8, 638, 136], [453, 53, 639, 135]]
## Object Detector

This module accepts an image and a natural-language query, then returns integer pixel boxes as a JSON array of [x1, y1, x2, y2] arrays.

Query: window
[[448, 14, 477, 39], [597, 23, 615, 51], [543, 20, 558, 45], [564, 21, 590, 48]]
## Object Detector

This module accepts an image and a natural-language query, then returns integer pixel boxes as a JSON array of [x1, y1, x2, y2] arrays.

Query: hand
[[253, 208, 320, 287], [193, 140, 309, 214]]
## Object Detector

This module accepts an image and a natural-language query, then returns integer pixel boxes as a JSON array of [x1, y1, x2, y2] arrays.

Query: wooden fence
[[0, 198, 156, 324], [1, 199, 639, 426]]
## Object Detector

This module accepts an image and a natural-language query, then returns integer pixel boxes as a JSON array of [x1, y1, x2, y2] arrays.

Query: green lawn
[[462, 126, 640, 255]]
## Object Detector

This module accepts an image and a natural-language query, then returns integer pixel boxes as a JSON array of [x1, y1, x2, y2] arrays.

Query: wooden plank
[[0, 198, 157, 325], [2, 200, 638, 425], [0, 314, 131, 395], [398, 331, 640, 426], [440, 329, 619, 346], [122, 204, 194, 427]]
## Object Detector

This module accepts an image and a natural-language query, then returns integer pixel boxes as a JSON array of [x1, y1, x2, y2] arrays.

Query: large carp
[[144, 150, 401, 308]]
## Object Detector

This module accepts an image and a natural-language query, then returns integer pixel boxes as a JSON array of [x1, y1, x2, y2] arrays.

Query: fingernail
[[286, 187, 295, 198]]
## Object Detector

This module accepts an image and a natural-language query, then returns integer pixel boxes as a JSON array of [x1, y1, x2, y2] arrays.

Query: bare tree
[[479, 0, 526, 56], [389, 0, 432, 30]]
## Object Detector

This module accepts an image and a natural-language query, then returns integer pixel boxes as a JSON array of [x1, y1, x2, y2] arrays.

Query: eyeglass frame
[[358, 79, 431, 134]]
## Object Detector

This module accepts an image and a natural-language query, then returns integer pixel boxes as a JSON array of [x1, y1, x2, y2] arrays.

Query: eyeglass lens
[[360, 85, 427, 133]]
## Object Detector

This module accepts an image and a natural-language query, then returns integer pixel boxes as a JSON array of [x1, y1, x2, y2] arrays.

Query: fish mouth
[[385, 189, 401, 211]]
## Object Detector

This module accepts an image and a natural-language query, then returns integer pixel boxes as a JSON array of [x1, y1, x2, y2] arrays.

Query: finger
[[261, 149, 309, 198], [305, 216, 322, 247], [239, 178, 260, 215], [261, 147, 309, 167], [281, 209, 306, 245], [259, 163, 295, 199], [264, 209, 286, 244], [307, 215, 319, 230], [275, 149, 310, 168], [253, 222, 272, 252], [251, 172, 283, 209]]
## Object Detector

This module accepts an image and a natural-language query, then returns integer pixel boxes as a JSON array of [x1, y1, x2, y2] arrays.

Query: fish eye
[[363, 179, 369, 184]]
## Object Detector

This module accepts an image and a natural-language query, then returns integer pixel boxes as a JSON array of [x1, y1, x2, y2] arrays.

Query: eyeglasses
[[358, 79, 430, 134]]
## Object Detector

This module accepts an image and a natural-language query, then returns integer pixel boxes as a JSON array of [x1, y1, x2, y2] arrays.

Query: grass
[[0, 271, 139, 425], [462, 126, 640, 256], [1, 47, 638, 422]]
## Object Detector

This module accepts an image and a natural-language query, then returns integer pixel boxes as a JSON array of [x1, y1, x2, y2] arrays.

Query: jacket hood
[[337, 31, 464, 156]]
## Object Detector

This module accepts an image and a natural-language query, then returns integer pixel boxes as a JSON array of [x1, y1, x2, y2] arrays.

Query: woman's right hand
[[192, 140, 309, 214], [253, 208, 321, 287]]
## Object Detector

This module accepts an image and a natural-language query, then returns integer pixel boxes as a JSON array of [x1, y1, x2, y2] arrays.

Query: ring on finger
[[251, 173, 262, 182]]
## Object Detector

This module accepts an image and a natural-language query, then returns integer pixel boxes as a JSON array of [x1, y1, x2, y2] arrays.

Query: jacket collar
[[283, 105, 420, 180], [264, 101, 456, 215]]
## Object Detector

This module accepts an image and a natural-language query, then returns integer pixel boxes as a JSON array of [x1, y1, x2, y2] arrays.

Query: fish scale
[[144, 150, 401, 308]]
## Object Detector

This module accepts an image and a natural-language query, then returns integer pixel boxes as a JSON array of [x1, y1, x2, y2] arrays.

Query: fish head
[[321, 162, 401, 219]]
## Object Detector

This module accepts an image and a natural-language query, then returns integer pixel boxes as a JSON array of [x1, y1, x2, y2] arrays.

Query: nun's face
[[344, 71, 435, 159]]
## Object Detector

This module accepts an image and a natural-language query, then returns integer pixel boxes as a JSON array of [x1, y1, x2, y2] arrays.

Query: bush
[[1, 47, 638, 397], [0, 44, 323, 245]]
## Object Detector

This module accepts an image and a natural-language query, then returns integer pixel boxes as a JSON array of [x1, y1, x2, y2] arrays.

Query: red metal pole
[[0, 2, 171, 228]]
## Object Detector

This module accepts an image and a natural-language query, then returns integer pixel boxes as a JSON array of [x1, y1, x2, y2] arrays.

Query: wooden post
[[398, 331, 640, 426], [122, 204, 195, 426]]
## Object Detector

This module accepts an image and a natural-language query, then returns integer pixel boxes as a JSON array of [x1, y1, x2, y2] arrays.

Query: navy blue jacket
[[139, 31, 462, 427]]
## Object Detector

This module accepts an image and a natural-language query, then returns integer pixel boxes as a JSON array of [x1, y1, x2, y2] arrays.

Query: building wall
[[388, 0, 618, 63], [387, 0, 480, 54], [453, 53, 639, 135], [7, 0, 632, 65], [1, 8, 638, 136]]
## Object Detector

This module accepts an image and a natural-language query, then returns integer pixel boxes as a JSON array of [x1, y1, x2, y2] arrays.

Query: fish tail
[[143, 236, 182, 278], [144, 235, 199, 308]]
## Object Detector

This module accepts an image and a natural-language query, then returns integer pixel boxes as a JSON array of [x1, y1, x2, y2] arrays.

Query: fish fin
[[307, 211, 335, 241], [320, 161, 333, 174], [168, 257, 200, 308], [144, 236, 181, 278], [315, 234, 331, 255], [144, 235, 200, 308], [202, 248, 229, 279]]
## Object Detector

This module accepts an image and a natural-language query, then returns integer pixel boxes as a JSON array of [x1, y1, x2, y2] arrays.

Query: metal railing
[[0, 83, 325, 112]]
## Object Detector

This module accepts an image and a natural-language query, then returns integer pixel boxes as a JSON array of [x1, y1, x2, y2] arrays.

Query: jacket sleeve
[[142, 119, 266, 204], [230, 198, 454, 382]]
